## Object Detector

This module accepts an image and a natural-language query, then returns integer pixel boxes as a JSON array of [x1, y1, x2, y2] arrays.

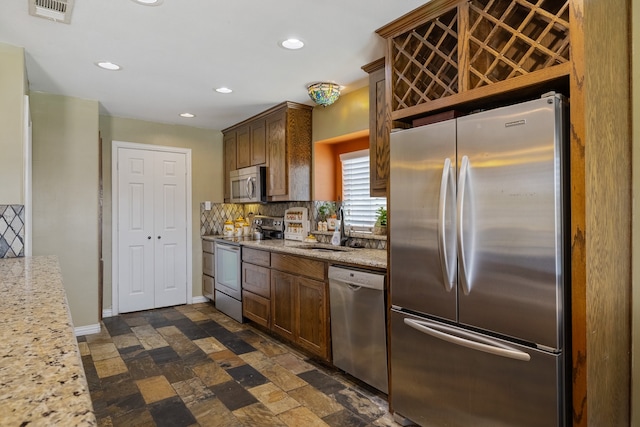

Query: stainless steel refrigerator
[[389, 94, 568, 426]]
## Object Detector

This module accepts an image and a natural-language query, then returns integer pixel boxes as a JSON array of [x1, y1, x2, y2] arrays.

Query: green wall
[[312, 85, 369, 142], [99, 116, 222, 310], [30, 92, 100, 328], [0, 43, 26, 204]]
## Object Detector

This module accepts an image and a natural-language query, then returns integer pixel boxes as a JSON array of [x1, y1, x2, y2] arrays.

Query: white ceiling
[[0, 0, 428, 130]]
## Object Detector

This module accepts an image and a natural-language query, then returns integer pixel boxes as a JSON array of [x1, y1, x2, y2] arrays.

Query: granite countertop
[[203, 235, 387, 270], [0, 256, 97, 426]]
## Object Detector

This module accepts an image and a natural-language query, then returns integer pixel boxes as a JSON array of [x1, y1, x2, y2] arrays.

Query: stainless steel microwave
[[229, 165, 267, 203]]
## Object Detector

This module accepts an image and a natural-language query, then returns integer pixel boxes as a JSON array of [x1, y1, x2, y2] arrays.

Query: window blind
[[340, 149, 386, 229]]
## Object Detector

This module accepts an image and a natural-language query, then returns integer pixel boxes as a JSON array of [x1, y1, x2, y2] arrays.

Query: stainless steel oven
[[213, 216, 283, 323], [214, 240, 243, 322]]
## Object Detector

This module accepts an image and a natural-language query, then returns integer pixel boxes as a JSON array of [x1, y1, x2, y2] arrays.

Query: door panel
[[118, 148, 155, 312], [154, 151, 187, 308], [389, 120, 457, 321], [118, 147, 188, 313], [456, 97, 564, 348], [390, 310, 562, 427]]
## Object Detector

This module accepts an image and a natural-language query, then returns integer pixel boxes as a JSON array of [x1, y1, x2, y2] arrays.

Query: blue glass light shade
[[307, 82, 341, 107]]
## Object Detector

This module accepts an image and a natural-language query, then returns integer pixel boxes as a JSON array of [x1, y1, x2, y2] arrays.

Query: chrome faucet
[[338, 207, 350, 246]]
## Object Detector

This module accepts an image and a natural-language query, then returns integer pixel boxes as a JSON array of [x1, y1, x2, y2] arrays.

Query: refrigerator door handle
[[438, 157, 455, 291], [457, 155, 472, 295], [403, 318, 531, 362]]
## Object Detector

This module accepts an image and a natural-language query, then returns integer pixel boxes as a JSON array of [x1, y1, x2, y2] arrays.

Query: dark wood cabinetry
[[363, 58, 390, 198], [269, 253, 329, 360], [236, 120, 267, 169], [242, 248, 271, 328], [222, 102, 312, 203], [223, 132, 237, 201]]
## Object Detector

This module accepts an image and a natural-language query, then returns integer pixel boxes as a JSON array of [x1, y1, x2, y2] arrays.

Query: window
[[340, 149, 386, 230]]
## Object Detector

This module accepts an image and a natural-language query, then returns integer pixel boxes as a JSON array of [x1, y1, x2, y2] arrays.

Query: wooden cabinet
[[202, 239, 215, 300], [265, 103, 313, 201], [236, 125, 251, 168], [376, 0, 571, 122], [222, 102, 311, 202], [242, 248, 271, 328], [270, 253, 329, 360], [363, 58, 390, 198], [223, 132, 237, 201], [236, 120, 267, 169]]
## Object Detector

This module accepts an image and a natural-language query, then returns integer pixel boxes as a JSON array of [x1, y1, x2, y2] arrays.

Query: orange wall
[[313, 142, 335, 200], [314, 135, 369, 201]]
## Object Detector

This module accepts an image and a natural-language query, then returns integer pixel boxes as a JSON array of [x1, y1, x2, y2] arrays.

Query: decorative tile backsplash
[[0, 205, 25, 258], [200, 201, 386, 250]]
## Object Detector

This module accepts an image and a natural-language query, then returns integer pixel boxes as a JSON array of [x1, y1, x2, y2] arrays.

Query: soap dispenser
[[331, 221, 341, 246]]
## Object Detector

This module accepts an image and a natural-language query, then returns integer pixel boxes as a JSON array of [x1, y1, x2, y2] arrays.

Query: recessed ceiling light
[[281, 38, 304, 50], [215, 87, 233, 94], [179, 113, 195, 118], [131, 0, 163, 5], [96, 61, 121, 71]]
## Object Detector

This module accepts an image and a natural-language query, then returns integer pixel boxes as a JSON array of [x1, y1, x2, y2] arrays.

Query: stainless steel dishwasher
[[328, 265, 388, 393]]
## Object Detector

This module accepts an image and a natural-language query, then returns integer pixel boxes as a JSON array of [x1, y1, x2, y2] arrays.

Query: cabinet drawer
[[203, 252, 215, 276], [243, 247, 270, 267], [203, 274, 214, 299], [243, 290, 270, 328], [202, 239, 215, 254], [242, 262, 270, 298], [271, 253, 325, 281], [271, 254, 325, 280]]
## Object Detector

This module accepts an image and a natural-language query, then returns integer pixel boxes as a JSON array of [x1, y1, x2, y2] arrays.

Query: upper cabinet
[[236, 120, 267, 169], [362, 58, 389, 198], [376, 0, 570, 122], [222, 101, 312, 203], [223, 131, 237, 201]]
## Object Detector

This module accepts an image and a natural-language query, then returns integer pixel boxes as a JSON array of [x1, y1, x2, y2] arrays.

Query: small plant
[[317, 202, 337, 221], [375, 207, 387, 227]]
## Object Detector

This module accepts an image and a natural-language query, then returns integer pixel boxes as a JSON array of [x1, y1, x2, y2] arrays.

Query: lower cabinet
[[202, 239, 215, 300], [270, 253, 330, 360], [242, 248, 271, 328]]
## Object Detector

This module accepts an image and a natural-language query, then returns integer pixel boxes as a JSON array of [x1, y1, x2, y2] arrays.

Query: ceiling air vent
[[28, 0, 75, 24]]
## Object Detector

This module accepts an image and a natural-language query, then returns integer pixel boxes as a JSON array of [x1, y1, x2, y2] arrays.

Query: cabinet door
[[203, 275, 214, 300], [369, 65, 389, 197], [251, 120, 266, 165], [296, 276, 329, 359], [242, 262, 270, 298], [266, 111, 287, 197], [236, 125, 251, 168], [271, 269, 295, 341], [243, 290, 270, 328], [223, 132, 237, 201]]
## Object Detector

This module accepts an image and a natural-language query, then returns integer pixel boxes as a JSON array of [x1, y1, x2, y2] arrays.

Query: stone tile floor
[[78, 303, 399, 427]]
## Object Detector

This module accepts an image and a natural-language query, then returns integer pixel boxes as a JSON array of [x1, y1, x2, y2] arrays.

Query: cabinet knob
[[147, 236, 151, 240], [157, 236, 162, 239]]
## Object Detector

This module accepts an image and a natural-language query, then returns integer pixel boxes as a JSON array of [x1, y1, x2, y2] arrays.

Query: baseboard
[[191, 296, 208, 304], [102, 308, 113, 318], [75, 323, 101, 337]]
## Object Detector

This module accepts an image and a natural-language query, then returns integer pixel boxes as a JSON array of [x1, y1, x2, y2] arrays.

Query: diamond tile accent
[[0, 205, 24, 258]]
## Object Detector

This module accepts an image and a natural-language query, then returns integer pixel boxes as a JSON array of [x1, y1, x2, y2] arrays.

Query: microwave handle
[[246, 177, 255, 199]]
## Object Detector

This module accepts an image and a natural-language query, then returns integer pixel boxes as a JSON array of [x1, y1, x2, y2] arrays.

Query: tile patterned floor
[[78, 303, 398, 427]]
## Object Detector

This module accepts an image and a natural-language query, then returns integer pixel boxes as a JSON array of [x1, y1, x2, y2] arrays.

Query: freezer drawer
[[390, 310, 563, 427]]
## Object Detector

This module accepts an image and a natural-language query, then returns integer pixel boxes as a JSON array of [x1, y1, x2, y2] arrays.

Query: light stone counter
[[0, 256, 96, 426], [203, 236, 387, 270]]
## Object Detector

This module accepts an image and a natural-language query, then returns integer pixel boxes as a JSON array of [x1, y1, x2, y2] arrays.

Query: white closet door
[[153, 151, 187, 308], [118, 148, 155, 313], [117, 147, 188, 313]]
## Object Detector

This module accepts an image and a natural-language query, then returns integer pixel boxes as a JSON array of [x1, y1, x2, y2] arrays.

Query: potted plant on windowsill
[[374, 207, 387, 235]]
